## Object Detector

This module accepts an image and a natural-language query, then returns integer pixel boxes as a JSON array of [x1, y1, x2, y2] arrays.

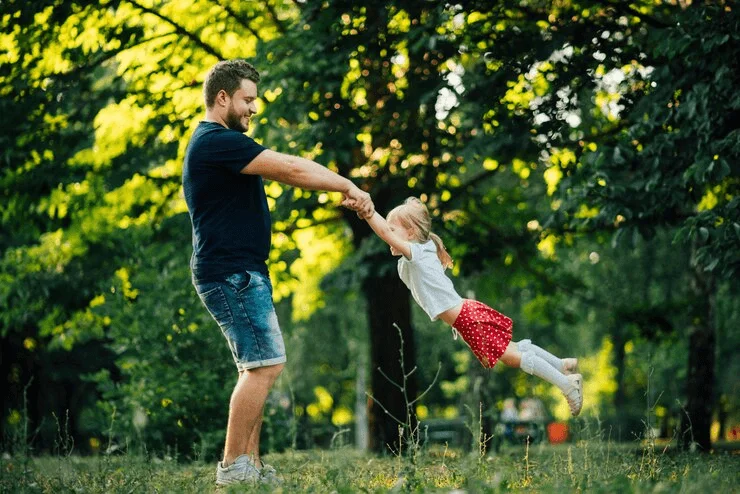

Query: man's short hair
[[203, 60, 260, 108]]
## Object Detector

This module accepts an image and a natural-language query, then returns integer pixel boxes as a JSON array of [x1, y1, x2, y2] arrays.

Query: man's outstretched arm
[[244, 150, 374, 217]]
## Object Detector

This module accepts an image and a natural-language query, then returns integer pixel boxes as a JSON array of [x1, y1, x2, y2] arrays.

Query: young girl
[[347, 197, 583, 416]]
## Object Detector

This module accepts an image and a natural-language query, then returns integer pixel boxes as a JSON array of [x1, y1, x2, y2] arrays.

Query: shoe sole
[[568, 374, 583, 416], [216, 479, 259, 486]]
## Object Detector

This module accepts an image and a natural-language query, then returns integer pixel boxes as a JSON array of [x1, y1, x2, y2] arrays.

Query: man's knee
[[248, 363, 284, 383], [268, 363, 285, 379]]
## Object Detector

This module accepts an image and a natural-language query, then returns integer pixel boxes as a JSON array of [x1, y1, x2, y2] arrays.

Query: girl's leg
[[517, 339, 578, 375], [499, 341, 523, 368], [500, 341, 583, 416]]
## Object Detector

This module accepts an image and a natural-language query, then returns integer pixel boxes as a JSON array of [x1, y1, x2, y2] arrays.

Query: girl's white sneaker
[[565, 374, 583, 417]]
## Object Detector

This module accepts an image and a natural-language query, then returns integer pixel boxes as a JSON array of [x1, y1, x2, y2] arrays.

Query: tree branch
[[44, 33, 177, 81], [365, 391, 404, 425], [124, 0, 225, 60], [377, 367, 404, 393], [264, 1, 288, 34], [209, 0, 261, 40], [408, 362, 441, 407]]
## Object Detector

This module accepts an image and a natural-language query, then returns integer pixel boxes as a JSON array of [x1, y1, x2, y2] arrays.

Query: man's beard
[[225, 104, 248, 132]]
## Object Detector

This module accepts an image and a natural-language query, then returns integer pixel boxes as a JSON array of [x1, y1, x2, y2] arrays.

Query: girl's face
[[388, 217, 415, 256]]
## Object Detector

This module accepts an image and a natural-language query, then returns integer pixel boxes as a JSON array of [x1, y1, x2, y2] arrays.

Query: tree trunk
[[363, 272, 418, 453], [681, 264, 716, 451], [612, 324, 627, 438], [717, 395, 727, 442], [354, 347, 369, 451]]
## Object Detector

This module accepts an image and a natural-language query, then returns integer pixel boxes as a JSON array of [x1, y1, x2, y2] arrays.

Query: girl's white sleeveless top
[[397, 240, 463, 321]]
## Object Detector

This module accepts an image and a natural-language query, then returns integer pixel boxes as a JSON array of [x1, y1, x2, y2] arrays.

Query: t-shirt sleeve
[[407, 242, 424, 262], [208, 130, 267, 174]]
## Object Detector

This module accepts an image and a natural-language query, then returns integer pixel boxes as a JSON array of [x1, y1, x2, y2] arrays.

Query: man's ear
[[215, 89, 228, 107]]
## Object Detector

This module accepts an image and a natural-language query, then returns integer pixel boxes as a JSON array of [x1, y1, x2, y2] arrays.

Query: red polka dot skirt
[[452, 299, 513, 368]]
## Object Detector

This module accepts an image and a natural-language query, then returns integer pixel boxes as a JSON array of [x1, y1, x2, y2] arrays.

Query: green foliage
[[82, 215, 231, 459], [0, 444, 738, 493], [2, 0, 738, 455], [546, 4, 740, 277], [278, 286, 369, 449]]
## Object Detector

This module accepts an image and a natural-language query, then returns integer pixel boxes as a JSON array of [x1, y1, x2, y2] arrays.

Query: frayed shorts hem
[[194, 270, 287, 373], [236, 356, 287, 372]]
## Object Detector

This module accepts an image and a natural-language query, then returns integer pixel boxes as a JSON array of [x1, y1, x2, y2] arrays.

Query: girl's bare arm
[[363, 211, 413, 260]]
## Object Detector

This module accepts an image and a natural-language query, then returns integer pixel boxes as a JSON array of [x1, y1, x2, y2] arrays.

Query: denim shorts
[[194, 270, 286, 371]]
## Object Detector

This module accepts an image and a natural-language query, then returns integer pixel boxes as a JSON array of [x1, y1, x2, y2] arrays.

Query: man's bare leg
[[222, 363, 283, 466], [247, 413, 264, 466]]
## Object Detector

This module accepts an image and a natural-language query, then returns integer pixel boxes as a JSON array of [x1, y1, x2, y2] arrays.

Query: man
[[182, 59, 373, 485]]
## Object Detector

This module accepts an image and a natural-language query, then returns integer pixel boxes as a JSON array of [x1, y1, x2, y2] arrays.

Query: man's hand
[[344, 185, 374, 218], [341, 196, 373, 220]]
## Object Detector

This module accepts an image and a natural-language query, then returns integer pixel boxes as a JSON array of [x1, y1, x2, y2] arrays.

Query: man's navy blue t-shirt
[[183, 121, 269, 282]]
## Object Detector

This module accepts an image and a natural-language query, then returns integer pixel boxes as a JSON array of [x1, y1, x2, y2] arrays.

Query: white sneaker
[[564, 373, 583, 417], [562, 358, 579, 375], [216, 455, 260, 485]]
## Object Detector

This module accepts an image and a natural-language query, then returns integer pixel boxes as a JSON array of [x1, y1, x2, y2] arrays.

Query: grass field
[[1, 440, 737, 493]]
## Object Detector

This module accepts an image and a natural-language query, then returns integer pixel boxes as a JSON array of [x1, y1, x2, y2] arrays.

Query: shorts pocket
[[225, 271, 252, 293], [199, 286, 233, 328]]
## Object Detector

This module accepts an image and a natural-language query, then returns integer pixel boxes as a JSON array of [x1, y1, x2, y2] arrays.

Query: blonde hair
[[387, 197, 454, 269]]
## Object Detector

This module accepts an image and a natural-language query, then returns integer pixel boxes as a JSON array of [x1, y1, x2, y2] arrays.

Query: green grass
[[1, 442, 737, 493]]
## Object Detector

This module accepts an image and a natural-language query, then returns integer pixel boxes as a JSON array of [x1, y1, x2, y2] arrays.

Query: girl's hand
[[341, 197, 371, 219], [344, 186, 374, 218]]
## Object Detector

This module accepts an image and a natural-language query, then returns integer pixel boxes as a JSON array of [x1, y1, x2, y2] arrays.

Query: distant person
[[501, 398, 520, 422], [183, 59, 374, 486], [344, 196, 582, 415], [519, 399, 535, 421], [519, 398, 548, 422]]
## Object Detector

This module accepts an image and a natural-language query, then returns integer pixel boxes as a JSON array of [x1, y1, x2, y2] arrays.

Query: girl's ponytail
[[429, 232, 453, 270]]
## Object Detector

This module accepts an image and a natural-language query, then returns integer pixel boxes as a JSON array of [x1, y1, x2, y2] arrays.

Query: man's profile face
[[224, 79, 258, 133]]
